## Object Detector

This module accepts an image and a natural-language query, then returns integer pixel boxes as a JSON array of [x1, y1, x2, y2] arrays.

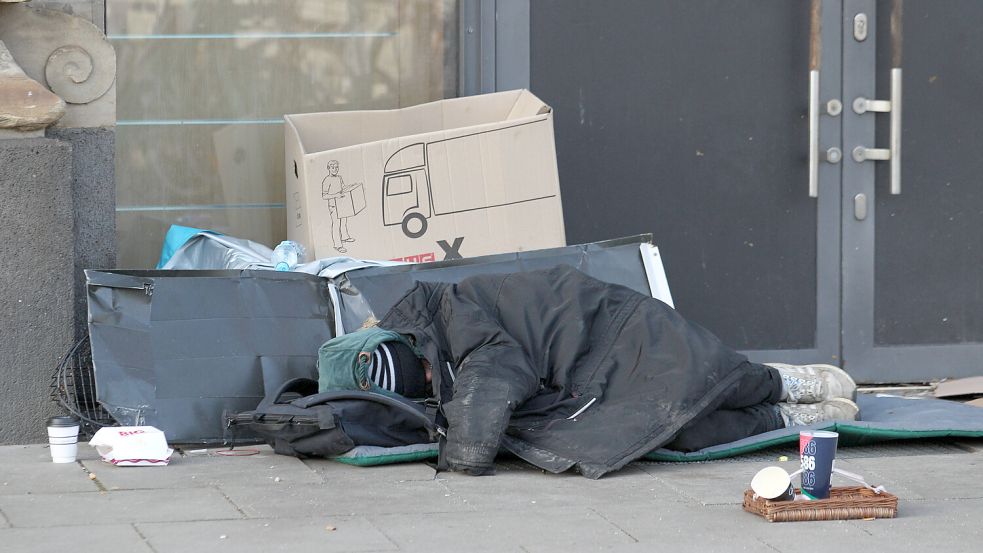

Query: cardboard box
[[333, 183, 367, 219], [285, 90, 566, 262]]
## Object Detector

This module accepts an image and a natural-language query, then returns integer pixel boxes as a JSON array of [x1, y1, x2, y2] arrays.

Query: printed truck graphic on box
[[381, 118, 557, 239]]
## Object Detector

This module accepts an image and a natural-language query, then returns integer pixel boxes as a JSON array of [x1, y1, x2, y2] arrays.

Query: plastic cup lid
[[801, 430, 839, 438], [47, 416, 80, 427]]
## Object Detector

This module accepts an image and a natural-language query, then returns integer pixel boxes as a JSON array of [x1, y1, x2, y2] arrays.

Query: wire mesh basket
[[50, 335, 117, 438]]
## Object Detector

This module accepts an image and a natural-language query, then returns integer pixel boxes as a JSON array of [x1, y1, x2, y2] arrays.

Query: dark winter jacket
[[378, 265, 748, 479]]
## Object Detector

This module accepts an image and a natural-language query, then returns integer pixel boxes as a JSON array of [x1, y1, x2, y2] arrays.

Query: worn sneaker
[[779, 398, 860, 427], [766, 363, 857, 403]]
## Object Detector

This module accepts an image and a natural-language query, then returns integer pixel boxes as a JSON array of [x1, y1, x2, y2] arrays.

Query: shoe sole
[[824, 397, 860, 421], [765, 362, 858, 401], [778, 397, 862, 425]]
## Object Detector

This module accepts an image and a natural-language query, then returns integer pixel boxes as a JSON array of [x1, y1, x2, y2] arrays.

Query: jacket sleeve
[[439, 312, 540, 475]]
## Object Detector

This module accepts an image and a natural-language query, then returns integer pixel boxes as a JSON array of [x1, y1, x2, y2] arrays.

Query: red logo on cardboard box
[[391, 252, 436, 263]]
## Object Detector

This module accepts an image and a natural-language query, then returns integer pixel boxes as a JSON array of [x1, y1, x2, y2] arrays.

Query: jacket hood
[[379, 280, 448, 366]]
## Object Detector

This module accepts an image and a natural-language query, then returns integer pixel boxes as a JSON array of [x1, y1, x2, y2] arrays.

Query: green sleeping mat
[[331, 395, 983, 467]]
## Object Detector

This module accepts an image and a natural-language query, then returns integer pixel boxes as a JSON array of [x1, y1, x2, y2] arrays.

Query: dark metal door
[[484, 0, 983, 382], [841, 0, 983, 382], [524, 1, 843, 365]]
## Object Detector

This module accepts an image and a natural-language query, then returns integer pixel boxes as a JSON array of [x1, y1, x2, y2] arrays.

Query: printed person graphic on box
[[321, 160, 366, 254]]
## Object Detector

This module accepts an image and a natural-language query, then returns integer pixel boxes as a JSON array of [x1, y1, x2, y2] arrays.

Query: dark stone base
[[48, 127, 117, 340], [0, 137, 75, 444]]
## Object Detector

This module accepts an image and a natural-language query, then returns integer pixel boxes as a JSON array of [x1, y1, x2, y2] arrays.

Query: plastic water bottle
[[272, 241, 306, 271]]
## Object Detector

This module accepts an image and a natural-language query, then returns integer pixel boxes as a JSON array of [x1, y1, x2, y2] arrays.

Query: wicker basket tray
[[743, 486, 898, 522]]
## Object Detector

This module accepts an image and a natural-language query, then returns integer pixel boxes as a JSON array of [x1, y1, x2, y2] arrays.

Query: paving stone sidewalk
[[1, 438, 981, 553]]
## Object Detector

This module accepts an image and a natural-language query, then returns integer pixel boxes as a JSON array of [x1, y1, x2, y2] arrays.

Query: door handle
[[889, 67, 902, 195], [850, 68, 902, 195], [807, 1, 842, 198], [851, 1, 903, 195], [809, 69, 820, 198], [808, 0, 822, 198]]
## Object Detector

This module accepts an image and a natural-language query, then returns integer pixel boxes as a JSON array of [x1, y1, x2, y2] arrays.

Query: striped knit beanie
[[367, 341, 428, 398]]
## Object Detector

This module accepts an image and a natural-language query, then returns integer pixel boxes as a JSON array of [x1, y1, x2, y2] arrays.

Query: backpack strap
[[294, 390, 440, 440], [257, 377, 319, 410]]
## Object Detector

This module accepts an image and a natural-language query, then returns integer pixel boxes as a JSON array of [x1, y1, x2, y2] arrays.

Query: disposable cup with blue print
[[750, 429, 889, 503], [750, 430, 837, 501], [799, 430, 838, 500]]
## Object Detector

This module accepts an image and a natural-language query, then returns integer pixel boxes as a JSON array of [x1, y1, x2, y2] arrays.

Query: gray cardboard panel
[[93, 360, 155, 407], [89, 326, 153, 371], [335, 235, 655, 332], [151, 277, 248, 320], [259, 355, 321, 396], [87, 285, 152, 329], [148, 272, 335, 321], [87, 269, 334, 443], [238, 271, 335, 319], [154, 357, 264, 399], [154, 397, 266, 444], [148, 319, 331, 362]]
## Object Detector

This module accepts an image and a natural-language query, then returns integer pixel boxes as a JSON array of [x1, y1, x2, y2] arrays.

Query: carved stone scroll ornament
[[0, 5, 116, 128], [0, 40, 66, 131], [45, 43, 116, 105]]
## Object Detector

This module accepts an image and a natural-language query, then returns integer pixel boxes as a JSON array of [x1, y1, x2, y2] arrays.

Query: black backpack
[[227, 377, 440, 458]]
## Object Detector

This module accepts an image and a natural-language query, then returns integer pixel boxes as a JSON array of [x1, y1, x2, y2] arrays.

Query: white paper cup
[[751, 466, 795, 501], [47, 416, 80, 463]]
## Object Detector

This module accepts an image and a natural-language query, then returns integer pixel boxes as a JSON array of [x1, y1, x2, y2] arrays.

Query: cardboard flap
[[506, 89, 552, 119], [286, 111, 398, 155], [435, 90, 520, 129], [286, 90, 551, 155], [935, 376, 983, 398]]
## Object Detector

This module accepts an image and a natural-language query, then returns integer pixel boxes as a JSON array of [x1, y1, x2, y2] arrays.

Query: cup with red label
[[799, 430, 839, 500]]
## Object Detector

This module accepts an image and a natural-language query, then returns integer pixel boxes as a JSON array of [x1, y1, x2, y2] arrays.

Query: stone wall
[[47, 127, 116, 340], [0, 138, 76, 444], [0, 2, 116, 444], [30, 1, 105, 32]]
